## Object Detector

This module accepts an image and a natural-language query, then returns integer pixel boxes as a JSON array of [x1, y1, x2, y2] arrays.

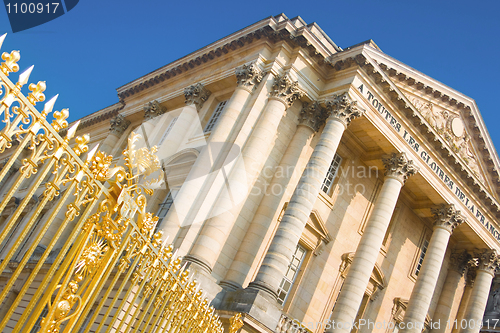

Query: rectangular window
[[158, 116, 178, 146], [156, 191, 174, 228], [277, 244, 307, 305], [204, 100, 227, 133], [321, 154, 342, 194], [415, 239, 429, 276]]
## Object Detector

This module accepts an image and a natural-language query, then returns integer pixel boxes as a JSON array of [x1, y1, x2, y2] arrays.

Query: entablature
[[325, 47, 500, 224]]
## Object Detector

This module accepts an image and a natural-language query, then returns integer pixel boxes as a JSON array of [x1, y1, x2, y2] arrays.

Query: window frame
[[204, 100, 228, 133], [276, 243, 308, 306], [321, 153, 343, 195], [158, 116, 178, 146]]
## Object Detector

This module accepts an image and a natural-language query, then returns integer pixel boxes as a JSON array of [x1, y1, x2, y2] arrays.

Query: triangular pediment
[[401, 92, 487, 183], [327, 43, 500, 212]]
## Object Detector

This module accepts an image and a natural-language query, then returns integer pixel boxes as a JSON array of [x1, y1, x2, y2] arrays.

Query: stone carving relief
[[407, 95, 483, 181]]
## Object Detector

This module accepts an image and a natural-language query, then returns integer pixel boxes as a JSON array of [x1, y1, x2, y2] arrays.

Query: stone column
[[185, 73, 304, 273], [157, 83, 210, 162], [159, 65, 262, 238], [452, 267, 476, 333], [402, 205, 466, 333], [328, 152, 418, 333], [461, 249, 500, 333], [99, 114, 131, 154], [431, 251, 471, 333], [248, 93, 364, 296], [221, 101, 323, 289]]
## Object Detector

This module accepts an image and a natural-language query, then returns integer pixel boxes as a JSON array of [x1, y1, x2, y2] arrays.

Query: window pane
[[158, 116, 178, 146], [415, 239, 429, 276], [204, 100, 227, 133], [321, 154, 342, 194], [276, 244, 307, 305]]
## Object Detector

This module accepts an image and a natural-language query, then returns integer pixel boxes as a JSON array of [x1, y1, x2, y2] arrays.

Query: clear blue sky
[[1, 0, 499, 150]]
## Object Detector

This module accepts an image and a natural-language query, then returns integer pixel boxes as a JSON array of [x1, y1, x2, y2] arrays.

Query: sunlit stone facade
[[4, 13, 500, 333]]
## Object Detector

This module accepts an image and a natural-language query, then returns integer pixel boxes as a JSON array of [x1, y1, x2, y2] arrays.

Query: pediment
[[327, 45, 500, 213], [301, 210, 332, 256], [402, 92, 486, 183]]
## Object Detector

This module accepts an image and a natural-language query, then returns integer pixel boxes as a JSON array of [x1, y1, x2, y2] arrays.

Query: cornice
[[326, 48, 500, 220], [62, 101, 125, 138], [116, 14, 340, 100]]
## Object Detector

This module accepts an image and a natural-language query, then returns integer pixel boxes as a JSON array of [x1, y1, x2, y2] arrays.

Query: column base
[[219, 280, 242, 291], [183, 256, 224, 307], [184, 254, 212, 274], [219, 287, 282, 331]]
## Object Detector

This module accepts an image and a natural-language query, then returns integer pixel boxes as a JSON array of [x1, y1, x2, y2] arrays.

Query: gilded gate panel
[[0, 33, 239, 333]]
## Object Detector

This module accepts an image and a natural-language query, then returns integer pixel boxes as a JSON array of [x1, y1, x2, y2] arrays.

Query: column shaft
[[402, 227, 452, 333], [452, 280, 475, 333], [461, 249, 500, 333], [249, 117, 346, 294], [431, 270, 463, 333], [329, 176, 403, 331], [99, 132, 121, 154], [222, 124, 314, 288], [160, 85, 253, 239], [187, 97, 288, 271], [461, 270, 494, 333], [431, 251, 469, 333]]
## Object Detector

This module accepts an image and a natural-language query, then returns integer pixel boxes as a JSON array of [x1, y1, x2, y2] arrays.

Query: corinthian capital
[[382, 152, 419, 183], [474, 249, 500, 274], [144, 100, 167, 121], [236, 63, 263, 91], [432, 204, 466, 233], [298, 101, 326, 132], [449, 250, 471, 275], [324, 93, 365, 127], [109, 114, 131, 136], [185, 83, 211, 110], [269, 73, 304, 108]]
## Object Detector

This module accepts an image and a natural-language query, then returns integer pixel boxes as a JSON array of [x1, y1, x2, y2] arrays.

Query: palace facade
[[2, 13, 500, 333]]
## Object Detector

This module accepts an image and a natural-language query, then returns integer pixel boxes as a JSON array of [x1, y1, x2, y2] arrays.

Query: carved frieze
[[236, 62, 263, 90], [407, 94, 483, 181], [382, 152, 419, 183], [269, 73, 304, 108], [184, 83, 211, 110], [324, 92, 365, 127], [143, 100, 167, 121], [110, 114, 131, 136], [431, 204, 466, 233]]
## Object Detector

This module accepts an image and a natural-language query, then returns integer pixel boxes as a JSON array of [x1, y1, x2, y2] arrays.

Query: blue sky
[[1, 0, 499, 150]]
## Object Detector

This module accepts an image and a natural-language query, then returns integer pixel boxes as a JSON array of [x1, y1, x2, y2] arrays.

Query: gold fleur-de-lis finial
[[52, 108, 69, 131], [0, 50, 20, 75], [27, 80, 46, 105], [74, 134, 90, 156]]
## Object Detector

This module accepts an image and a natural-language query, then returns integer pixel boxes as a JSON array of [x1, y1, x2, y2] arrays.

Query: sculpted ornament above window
[[407, 95, 483, 181]]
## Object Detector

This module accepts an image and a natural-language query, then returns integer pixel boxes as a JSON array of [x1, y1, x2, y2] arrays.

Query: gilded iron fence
[[0, 33, 237, 333]]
